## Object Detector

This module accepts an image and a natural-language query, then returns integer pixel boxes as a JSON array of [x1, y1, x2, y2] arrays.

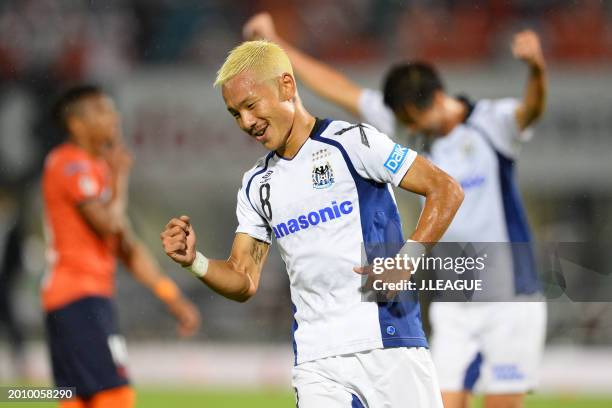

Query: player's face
[[397, 93, 446, 137], [74, 95, 122, 155], [222, 70, 295, 151]]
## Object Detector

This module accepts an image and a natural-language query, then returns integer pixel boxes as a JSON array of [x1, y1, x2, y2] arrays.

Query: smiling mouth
[[252, 124, 268, 140]]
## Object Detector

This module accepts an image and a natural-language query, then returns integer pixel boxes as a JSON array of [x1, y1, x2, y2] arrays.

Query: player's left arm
[[118, 220, 200, 337], [512, 30, 547, 131], [399, 156, 464, 243]]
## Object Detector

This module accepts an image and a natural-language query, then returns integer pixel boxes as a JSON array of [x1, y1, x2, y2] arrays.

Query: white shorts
[[430, 301, 546, 394], [292, 347, 443, 408]]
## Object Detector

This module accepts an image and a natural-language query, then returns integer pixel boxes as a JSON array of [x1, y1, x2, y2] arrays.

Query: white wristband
[[184, 251, 209, 278], [398, 239, 427, 259]]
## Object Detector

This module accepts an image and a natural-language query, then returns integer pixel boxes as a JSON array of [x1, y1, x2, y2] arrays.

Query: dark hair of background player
[[382, 62, 444, 114], [52, 84, 104, 133]]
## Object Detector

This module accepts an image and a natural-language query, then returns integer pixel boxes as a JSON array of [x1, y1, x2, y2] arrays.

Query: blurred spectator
[[1, 0, 610, 74], [545, 0, 611, 63]]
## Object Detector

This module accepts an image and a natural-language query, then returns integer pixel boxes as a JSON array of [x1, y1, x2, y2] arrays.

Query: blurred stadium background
[[1, 0, 611, 406]]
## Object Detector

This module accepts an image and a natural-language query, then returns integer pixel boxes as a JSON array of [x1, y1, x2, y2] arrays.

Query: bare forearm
[[79, 179, 128, 236], [197, 236, 268, 302], [398, 156, 464, 243], [199, 259, 255, 302], [125, 235, 200, 337], [98, 173, 129, 234], [272, 36, 362, 116], [121, 240, 193, 312], [124, 241, 166, 289], [410, 181, 464, 243], [519, 64, 547, 129], [104, 204, 126, 234], [110, 172, 128, 215], [512, 30, 547, 130], [161, 219, 268, 303]]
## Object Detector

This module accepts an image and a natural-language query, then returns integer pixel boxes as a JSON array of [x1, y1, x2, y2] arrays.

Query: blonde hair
[[214, 40, 293, 87]]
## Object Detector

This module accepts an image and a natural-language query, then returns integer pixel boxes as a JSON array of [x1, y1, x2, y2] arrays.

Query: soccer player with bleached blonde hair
[[161, 40, 464, 407], [214, 40, 294, 87]]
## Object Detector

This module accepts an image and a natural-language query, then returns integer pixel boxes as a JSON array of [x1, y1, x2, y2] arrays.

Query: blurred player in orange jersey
[[41, 85, 200, 408]]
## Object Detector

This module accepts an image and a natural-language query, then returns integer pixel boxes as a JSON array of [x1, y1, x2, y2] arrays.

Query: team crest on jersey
[[312, 149, 335, 189], [78, 175, 98, 197]]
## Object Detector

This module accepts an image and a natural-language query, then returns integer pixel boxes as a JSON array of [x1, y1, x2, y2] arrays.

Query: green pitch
[[136, 388, 293, 407], [3, 388, 612, 407], [137, 391, 612, 408], [471, 394, 612, 408]]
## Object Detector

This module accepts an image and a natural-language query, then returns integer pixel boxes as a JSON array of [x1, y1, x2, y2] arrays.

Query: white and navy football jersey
[[236, 119, 428, 365], [359, 89, 540, 295]]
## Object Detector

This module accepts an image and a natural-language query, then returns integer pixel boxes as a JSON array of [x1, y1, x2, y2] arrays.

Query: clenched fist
[[161, 215, 197, 267], [512, 30, 544, 69], [243, 12, 277, 41]]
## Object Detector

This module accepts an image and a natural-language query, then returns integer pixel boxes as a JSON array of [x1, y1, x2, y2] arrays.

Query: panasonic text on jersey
[[272, 200, 353, 239]]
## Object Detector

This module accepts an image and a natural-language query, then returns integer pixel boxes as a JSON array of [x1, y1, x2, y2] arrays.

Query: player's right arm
[[160, 216, 269, 303], [79, 145, 131, 236], [512, 30, 547, 131], [243, 12, 363, 117]]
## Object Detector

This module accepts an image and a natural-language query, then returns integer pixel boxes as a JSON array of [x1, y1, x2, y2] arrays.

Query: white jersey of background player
[[244, 13, 548, 408], [161, 41, 463, 407]]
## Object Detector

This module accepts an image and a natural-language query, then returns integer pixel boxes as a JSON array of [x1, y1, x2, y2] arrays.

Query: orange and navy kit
[[41, 143, 129, 399], [41, 142, 119, 312]]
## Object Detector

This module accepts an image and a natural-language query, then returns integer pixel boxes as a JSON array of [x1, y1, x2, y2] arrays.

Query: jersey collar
[[274, 118, 331, 161], [456, 94, 476, 123]]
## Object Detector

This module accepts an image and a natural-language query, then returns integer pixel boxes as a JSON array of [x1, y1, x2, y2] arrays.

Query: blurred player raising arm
[[244, 13, 547, 136]]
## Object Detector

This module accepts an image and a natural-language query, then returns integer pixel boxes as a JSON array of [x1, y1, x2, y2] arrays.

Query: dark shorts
[[45, 296, 129, 398]]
